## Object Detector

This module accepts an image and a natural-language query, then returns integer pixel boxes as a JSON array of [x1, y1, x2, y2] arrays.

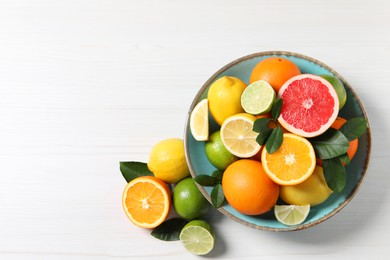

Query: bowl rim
[[183, 50, 372, 231]]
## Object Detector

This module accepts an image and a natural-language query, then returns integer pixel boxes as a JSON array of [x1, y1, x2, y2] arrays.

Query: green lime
[[173, 178, 210, 220], [240, 80, 276, 115], [180, 219, 215, 255], [205, 130, 238, 170], [274, 205, 310, 226], [320, 74, 347, 109]]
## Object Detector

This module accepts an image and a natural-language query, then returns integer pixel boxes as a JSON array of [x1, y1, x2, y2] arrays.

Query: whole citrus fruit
[[250, 57, 301, 93], [280, 165, 333, 206], [207, 76, 247, 125], [320, 74, 347, 109], [205, 130, 238, 170], [222, 159, 279, 215], [147, 138, 190, 184], [173, 178, 210, 220]]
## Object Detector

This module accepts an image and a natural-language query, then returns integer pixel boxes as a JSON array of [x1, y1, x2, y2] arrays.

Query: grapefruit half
[[278, 74, 339, 138]]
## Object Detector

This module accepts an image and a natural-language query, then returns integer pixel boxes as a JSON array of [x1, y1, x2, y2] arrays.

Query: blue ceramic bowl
[[184, 51, 371, 231]]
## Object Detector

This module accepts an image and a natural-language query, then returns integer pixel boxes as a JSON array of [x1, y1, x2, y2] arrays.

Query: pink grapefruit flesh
[[278, 74, 339, 138]]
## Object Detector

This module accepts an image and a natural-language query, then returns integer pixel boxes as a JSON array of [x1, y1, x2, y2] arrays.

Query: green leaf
[[271, 98, 283, 119], [322, 158, 347, 192], [211, 170, 224, 184], [338, 153, 351, 166], [256, 127, 272, 146], [339, 118, 368, 141], [253, 118, 271, 133], [151, 218, 188, 241], [211, 184, 225, 208], [194, 175, 216, 186], [120, 161, 153, 183], [310, 128, 349, 159], [265, 126, 283, 154]]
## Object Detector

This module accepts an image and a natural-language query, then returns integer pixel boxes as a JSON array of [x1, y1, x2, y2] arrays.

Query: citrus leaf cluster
[[194, 170, 225, 208], [311, 118, 367, 192], [252, 98, 284, 154]]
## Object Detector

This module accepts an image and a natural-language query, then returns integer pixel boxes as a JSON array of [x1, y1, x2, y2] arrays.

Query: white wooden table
[[1, 1, 389, 259]]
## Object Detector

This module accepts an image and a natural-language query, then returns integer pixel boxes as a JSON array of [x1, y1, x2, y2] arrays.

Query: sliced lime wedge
[[179, 220, 214, 255], [241, 80, 276, 115], [274, 205, 310, 226]]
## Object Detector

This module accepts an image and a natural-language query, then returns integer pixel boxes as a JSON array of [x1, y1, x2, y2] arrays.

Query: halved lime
[[274, 205, 310, 226], [179, 220, 215, 255], [241, 80, 276, 115]]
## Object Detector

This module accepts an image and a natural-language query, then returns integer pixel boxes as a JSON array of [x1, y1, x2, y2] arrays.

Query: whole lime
[[205, 131, 238, 170], [320, 74, 347, 109], [173, 178, 210, 220]]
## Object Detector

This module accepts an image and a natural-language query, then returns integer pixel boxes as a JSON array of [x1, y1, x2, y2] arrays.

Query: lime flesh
[[180, 220, 215, 255], [241, 80, 276, 115], [274, 205, 310, 226]]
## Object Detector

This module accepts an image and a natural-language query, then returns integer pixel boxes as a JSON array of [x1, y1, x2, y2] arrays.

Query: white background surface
[[0, 0, 389, 259]]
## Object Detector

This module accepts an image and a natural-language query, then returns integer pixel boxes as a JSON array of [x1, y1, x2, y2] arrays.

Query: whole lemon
[[207, 76, 247, 125], [147, 138, 190, 184], [280, 165, 333, 206]]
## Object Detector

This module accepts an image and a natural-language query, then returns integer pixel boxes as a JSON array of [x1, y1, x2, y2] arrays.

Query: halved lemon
[[190, 99, 209, 141], [220, 113, 261, 158]]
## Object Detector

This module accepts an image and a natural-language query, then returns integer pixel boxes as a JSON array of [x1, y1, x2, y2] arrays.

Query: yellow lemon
[[207, 76, 247, 125], [280, 165, 333, 206], [147, 138, 190, 184]]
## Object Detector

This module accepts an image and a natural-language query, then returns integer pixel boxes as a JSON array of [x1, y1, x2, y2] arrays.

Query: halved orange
[[122, 176, 171, 228], [261, 133, 316, 186]]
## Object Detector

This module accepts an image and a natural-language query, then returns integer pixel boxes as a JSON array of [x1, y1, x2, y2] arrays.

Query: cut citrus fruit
[[122, 176, 171, 228], [278, 74, 339, 138], [261, 133, 316, 186], [241, 80, 276, 115], [180, 220, 215, 255], [274, 205, 310, 226], [220, 113, 261, 158], [190, 99, 209, 141]]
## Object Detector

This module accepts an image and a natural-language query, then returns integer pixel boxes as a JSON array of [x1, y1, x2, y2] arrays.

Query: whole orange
[[250, 57, 301, 93], [222, 159, 279, 215]]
